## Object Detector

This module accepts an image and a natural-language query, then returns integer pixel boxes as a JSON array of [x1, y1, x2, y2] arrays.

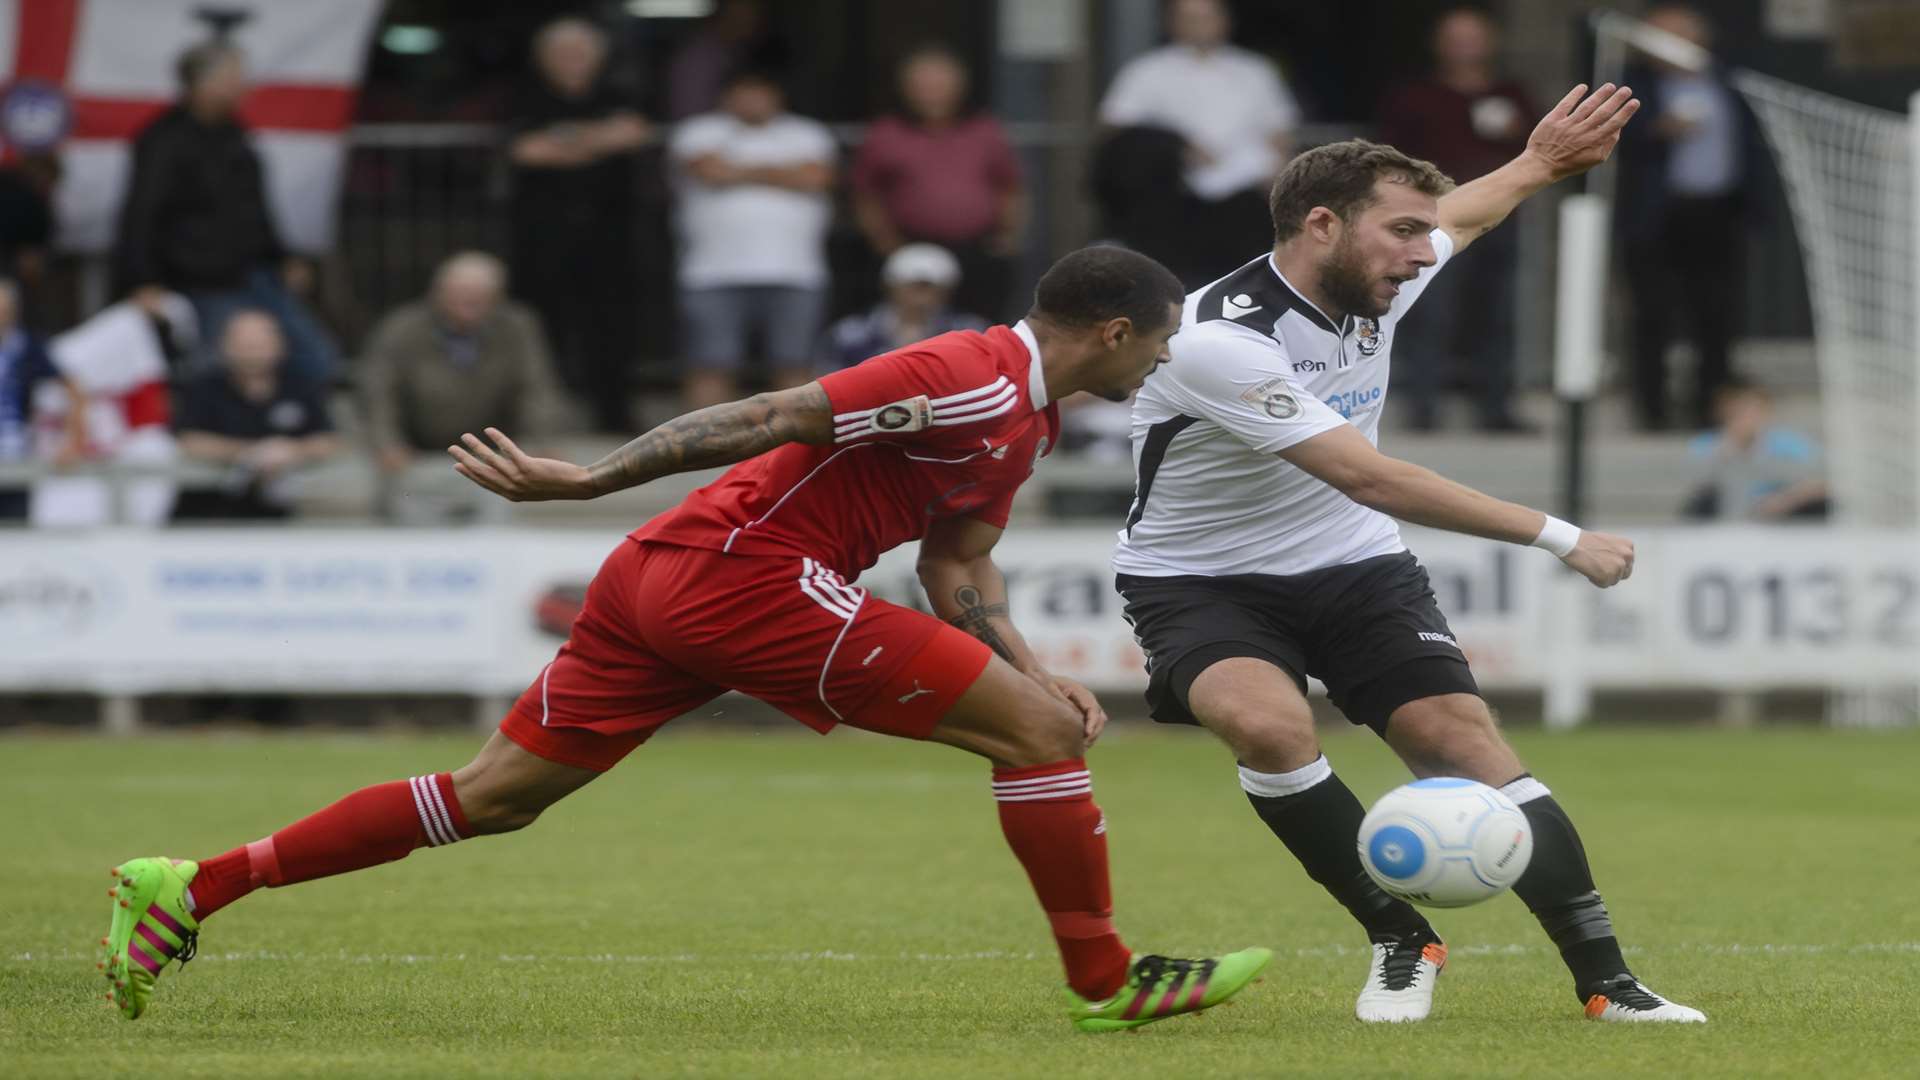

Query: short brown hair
[[1268, 140, 1455, 243]]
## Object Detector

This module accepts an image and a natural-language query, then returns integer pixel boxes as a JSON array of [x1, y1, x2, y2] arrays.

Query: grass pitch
[[4, 723, 1917, 1078]]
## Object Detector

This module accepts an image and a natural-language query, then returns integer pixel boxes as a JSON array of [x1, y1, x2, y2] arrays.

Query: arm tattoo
[[948, 584, 1015, 663], [585, 383, 830, 495]]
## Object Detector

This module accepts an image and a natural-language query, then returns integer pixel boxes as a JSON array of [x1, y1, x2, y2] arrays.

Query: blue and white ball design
[[1357, 778, 1533, 908]]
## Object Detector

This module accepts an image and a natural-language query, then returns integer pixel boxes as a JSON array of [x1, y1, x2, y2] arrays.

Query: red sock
[[188, 774, 471, 920], [992, 758, 1131, 1000]]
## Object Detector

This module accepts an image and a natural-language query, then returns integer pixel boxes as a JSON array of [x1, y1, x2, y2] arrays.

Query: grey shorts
[[680, 284, 827, 370]]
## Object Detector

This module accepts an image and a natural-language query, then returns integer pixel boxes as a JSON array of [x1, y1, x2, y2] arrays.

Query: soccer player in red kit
[[98, 247, 1271, 1030]]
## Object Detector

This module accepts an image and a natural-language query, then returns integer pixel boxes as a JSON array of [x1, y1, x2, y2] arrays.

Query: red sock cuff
[[992, 758, 1093, 803], [408, 773, 468, 845]]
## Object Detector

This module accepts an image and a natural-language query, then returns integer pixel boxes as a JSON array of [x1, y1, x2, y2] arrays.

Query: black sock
[[1242, 756, 1433, 944], [1501, 776, 1630, 1000]]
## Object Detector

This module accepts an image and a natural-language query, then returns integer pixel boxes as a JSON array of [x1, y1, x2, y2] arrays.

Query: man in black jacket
[[1613, 5, 1769, 431], [113, 42, 339, 384]]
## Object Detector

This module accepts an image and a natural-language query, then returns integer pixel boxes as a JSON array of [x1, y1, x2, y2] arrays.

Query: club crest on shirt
[[1239, 377, 1301, 421], [1355, 318, 1384, 357]]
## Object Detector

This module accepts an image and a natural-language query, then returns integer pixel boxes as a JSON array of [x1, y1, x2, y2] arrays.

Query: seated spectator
[[362, 251, 567, 469], [821, 244, 987, 371], [851, 45, 1024, 321], [670, 69, 836, 409], [1681, 379, 1829, 521], [1097, 0, 1299, 285], [172, 310, 339, 521], [113, 41, 340, 383], [0, 279, 85, 520]]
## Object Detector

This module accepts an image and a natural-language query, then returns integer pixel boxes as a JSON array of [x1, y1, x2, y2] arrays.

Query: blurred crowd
[[0, 0, 1813, 528]]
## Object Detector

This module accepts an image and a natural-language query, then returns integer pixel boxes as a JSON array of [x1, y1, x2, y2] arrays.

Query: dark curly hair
[[1030, 245, 1185, 332]]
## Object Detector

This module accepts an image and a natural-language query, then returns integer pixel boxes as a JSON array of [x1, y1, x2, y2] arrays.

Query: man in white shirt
[[1115, 84, 1708, 1026], [671, 70, 836, 409], [1100, 0, 1298, 201]]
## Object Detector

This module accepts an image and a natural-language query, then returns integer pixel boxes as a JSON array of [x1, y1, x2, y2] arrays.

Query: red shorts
[[501, 539, 993, 771]]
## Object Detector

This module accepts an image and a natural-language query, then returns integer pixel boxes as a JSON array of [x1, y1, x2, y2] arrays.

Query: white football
[[1357, 778, 1534, 908]]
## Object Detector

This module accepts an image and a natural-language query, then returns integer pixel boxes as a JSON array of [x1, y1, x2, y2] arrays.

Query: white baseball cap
[[882, 243, 962, 287]]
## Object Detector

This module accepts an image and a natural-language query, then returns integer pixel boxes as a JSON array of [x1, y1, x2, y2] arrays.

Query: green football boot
[[1066, 947, 1272, 1032], [98, 857, 201, 1019]]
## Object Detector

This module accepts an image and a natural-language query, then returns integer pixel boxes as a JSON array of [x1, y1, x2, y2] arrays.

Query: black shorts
[[1116, 551, 1479, 735]]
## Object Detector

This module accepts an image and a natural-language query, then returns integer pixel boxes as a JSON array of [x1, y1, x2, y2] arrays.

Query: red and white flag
[[0, 0, 383, 253]]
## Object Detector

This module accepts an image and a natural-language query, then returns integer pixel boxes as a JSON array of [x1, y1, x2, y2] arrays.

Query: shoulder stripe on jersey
[[928, 383, 1018, 419], [930, 397, 1018, 427], [1124, 415, 1200, 535]]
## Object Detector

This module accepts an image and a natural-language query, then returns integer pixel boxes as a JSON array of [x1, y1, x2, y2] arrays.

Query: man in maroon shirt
[[852, 45, 1025, 322], [1375, 8, 1535, 433]]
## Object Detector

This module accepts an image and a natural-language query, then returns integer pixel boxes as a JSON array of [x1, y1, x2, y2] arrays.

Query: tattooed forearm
[[585, 384, 831, 495], [949, 584, 1015, 663]]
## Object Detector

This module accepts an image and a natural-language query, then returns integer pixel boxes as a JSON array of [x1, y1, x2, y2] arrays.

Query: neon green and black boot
[[98, 857, 201, 1019], [1066, 947, 1272, 1032]]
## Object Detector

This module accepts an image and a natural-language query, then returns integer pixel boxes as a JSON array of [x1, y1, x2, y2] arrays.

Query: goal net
[[1732, 72, 1919, 727]]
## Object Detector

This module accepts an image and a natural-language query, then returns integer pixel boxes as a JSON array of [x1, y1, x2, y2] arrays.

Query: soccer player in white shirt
[[1114, 84, 1706, 1025]]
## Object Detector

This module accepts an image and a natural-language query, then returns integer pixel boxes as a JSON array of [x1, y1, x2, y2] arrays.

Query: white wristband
[[1531, 514, 1582, 558]]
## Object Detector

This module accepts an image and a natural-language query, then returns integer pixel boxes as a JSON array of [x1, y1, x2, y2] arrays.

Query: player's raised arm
[[1277, 425, 1636, 588], [917, 513, 1110, 744], [448, 383, 834, 501], [1437, 82, 1639, 251]]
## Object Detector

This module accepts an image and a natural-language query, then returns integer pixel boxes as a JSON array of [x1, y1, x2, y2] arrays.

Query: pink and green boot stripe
[[1066, 946, 1273, 1032], [99, 857, 201, 1019]]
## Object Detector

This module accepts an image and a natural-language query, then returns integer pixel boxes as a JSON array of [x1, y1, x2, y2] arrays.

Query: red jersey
[[632, 323, 1060, 578]]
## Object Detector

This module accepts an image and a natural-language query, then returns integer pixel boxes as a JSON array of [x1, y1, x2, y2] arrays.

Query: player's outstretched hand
[[1561, 529, 1635, 588], [449, 427, 595, 502], [1526, 82, 1640, 182], [1048, 675, 1110, 747]]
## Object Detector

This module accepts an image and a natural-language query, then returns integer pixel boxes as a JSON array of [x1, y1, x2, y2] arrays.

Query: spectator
[[508, 17, 653, 434], [1098, 0, 1299, 285], [0, 280, 85, 520], [172, 310, 339, 521], [670, 70, 836, 409], [1376, 8, 1535, 434], [665, 0, 785, 121], [1681, 379, 1828, 521], [1617, 3, 1768, 431], [821, 244, 987, 372], [362, 252, 567, 476], [0, 153, 58, 324], [113, 41, 339, 384], [851, 45, 1025, 322]]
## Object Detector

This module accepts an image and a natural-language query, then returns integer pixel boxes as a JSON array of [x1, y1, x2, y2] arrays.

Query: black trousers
[[1393, 223, 1520, 427], [513, 212, 641, 433], [1625, 195, 1744, 430]]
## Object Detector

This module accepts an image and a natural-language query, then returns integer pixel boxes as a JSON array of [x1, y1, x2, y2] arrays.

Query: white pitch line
[[14, 943, 1920, 965]]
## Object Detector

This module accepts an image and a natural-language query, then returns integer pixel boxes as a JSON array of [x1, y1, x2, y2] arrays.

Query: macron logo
[[1221, 293, 1261, 320], [1417, 631, 1459, 648]]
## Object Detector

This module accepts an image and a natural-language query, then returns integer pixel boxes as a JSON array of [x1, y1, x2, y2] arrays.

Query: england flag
[[0, 0, 383, 254]]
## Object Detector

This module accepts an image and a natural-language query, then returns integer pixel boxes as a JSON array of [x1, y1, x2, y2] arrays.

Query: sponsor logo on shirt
[[1239, 377, 1302, 420], [1323, 386, 1382, 419], [1417, 631, 1459, 648], [1293, 358, 1327, 374]]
